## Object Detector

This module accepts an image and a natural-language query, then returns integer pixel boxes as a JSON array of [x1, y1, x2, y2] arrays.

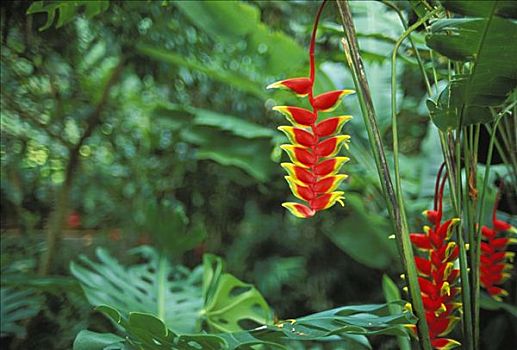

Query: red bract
[[267, 0, 354, 218], [480, 186, 517, 300], [409, 168, 461, 350]]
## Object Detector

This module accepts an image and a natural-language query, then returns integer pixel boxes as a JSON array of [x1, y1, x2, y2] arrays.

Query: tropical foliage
[[1, 1, 516, 350]]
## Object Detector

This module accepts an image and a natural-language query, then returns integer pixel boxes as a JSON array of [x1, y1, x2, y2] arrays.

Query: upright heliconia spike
[[267, 0, 354, 218], [480, 180, 516, 300], [406, 171, 462, 349]]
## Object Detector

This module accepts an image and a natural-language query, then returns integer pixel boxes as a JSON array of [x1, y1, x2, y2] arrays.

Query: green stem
[[381, 0, 432, 96], [428, 49, 439, 95], [391, 11, 439, 350], [488, 125, 517, 188], [157, 251, 168, 321], [337, 1, 436, 349], [439, 130, 473, 350], [472, 115, 503, 349]]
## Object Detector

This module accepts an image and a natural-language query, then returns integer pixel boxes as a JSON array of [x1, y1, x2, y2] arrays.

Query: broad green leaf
[[426, 77, 493, 131], [202, 255, 273, 333], [152, 103, 276, 182], [181, 127, 275, 183], [96, 306, 228, 350], [382, 275, 412, 350], [136, 44, 267, 100], [480, 293, 517, 318], [440, 0, 517, 19], [174, 1, 305, 75], [426, 2, 517, 129], [85, 301, 414, 350], [174, 1, 259, 42], [140, 202, 206, 256], [71, 247, 203, 333], [0, 287, 44, 338], [72, 330, 125, 350], [193, 109, 275, 139], [96, 305, 122, 324], [323, 193, 398, 269]]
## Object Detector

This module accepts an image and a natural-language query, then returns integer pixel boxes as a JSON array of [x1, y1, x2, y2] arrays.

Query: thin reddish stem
[[309, 0, 327, 86], [437, 171, 448, 215], [307, 0, 327, 203], [492, 179, 505, 222], [433, 162, 447, 211]]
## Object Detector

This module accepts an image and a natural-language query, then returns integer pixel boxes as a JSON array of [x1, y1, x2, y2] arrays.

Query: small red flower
[[409, 166, 461, 349], [267, 0, 354, 218], [67, 211, 81, 229], [480, 185, 517, 301]]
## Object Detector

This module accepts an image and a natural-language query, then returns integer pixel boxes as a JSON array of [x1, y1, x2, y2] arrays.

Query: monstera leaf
[[73, 253, 415, 349], [0, 288, 44, 338], [73, 330, 125, 350], [70, 247, 203, 334], [75, 301, 414, 349], [202, 254, 273, 333], [82, 307, 227, 350], [425, 1, 517, 130]]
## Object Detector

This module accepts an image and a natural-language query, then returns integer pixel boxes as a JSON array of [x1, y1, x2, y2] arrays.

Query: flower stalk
[[336, 1, 432, 349]]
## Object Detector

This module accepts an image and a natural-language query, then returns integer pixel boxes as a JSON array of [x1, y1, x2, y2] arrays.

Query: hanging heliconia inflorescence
[[267, 0, 354, 218], [408, 165, 461, 350], [480, 182, 517, 301]]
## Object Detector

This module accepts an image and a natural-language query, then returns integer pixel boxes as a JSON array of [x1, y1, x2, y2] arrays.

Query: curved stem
[[472, 115, 503, 348], [308, 0, 327, 195], [380, 0, 433, 96], [309, 0, 327, 85]]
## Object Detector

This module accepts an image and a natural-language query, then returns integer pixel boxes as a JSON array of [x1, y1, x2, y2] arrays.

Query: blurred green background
[[1, 1, 515, 349]]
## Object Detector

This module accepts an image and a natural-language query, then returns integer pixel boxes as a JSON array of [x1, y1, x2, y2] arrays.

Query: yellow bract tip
[[266, 81, 283, 90], [440, 282, 451, 297], [272, 105, 288, 113], [434, 303, 447, 317]]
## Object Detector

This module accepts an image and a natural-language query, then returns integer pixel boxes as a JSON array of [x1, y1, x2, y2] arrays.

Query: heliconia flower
[[266, 0, 354, 218], [408, 166, 461, 349], [480, 184, 517, 301]]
